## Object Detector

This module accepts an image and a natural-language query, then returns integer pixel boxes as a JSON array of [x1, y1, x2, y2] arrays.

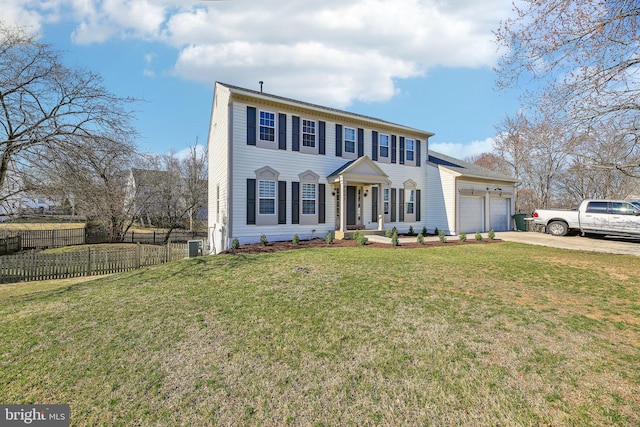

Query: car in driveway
[[533, 199, 640, 237]]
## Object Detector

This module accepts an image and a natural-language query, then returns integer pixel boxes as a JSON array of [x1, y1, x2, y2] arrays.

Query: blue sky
[[2, 0, 523, 159]]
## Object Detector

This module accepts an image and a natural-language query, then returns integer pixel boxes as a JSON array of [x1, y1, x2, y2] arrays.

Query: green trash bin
[[512, 213, 527, 231]]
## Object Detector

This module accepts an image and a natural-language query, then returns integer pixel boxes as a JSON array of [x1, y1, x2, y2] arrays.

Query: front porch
[[327, 157, 389, 240]]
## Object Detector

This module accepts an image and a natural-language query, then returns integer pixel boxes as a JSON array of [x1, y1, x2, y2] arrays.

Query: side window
[[302, 119, 316, 148], [611, 202, 636, 215], [258, 180, 276, 215], [406, 189, 415, 214], [259, 110, 276, 142], [344, 127, 356, 153], [383, 188, 390, 215], [405, 139, 415, 162], [586, 201, 608, 213], [379, 134, 389, 158], [302, 183, 316, 215]]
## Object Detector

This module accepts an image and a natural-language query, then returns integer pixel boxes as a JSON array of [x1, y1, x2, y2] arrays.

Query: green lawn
[[1, 242, 639, 426]]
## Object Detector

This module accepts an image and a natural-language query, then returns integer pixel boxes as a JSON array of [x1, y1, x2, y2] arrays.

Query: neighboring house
[[426, 151, 518, 234], [207, 82, 517, 254]]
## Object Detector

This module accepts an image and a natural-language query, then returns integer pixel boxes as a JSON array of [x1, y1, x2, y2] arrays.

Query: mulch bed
[[223, 237, 502, 254]]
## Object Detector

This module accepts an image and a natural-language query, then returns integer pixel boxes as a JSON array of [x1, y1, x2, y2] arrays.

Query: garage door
[[490, 198, 510, 231], [459, 196, 484, 233]]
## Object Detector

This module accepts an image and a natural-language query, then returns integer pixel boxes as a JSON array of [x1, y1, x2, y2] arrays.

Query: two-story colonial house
[[207, 82, 517, 254]]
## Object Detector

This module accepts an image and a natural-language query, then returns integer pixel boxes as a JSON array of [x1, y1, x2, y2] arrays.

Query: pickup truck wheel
[[547, 221, 568, 236]]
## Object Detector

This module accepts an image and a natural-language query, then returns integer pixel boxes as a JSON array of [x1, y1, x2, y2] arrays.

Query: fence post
[[51, 229, 56, 248], [131, 231, 134, 243], [153, 231, 156, 244], [136, 242, 141, 269], [87, 247, 92, 276], [165, 239, 171, 263]]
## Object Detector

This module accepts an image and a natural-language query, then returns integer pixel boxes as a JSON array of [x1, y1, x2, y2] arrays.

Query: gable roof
[[217, 82, 435, 138], [428, 151, 518, 183], [327, 156, 389, 184]]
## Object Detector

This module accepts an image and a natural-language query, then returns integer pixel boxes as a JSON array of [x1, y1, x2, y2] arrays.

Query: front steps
[[334, 229, 386, 240]]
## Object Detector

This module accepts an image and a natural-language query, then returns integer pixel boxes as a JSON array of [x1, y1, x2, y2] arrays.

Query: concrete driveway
[[496, 231, 640, 257]]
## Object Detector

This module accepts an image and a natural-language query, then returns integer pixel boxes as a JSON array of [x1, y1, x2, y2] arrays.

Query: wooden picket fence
[[0, 242, 190, 284], [0, 235, 21, 255]]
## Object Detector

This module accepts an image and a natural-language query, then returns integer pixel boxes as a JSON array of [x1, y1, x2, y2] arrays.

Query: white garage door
[[490, 198, 510, 231], [459, 196, 484, 233]]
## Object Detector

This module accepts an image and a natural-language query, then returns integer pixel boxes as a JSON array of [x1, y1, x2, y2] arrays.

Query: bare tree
[[495, 0, 640, 174], [40, 135, 142, 241], [135, 145, 207, 242], [0, 21, 136, 214], [180, 144, 208, 231]]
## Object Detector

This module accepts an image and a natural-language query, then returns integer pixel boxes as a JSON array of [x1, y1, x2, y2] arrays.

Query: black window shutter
[[399, 137, 405, 165], [390, 188, 396, 222], [372, 131, 378, 161], [292, 182, 300, 224], [391, 135, 397, 163], [416, 189, 421, 221], [247, 107, 256, 146], [357, 128, 364, 157], [319, 121, 326, 155], [416, 139, 421, 166], [292, 116, 300, 151], [372, 186, 378, 222], [399, 189, 405, 222], [278, 113, 287, 150], [335, 124, 343, 157], [318, 184, 326, 224], [247, 178, 256, 225], [278, 181, 287, 224]]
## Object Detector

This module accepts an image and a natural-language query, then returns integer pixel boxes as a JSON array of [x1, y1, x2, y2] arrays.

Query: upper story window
[[379, 134, 389, 158], [302, 183, 316, 215], [259, 111, 275, 142], [405, 139, 415, 162], [302, 119, 316, 147], [344, 127, 356, 153], [258, 180, 276, 215], [383, 188, 390, 215]]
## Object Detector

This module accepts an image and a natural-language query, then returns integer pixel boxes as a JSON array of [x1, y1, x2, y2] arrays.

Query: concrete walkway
[[367, 231, 640, 257]]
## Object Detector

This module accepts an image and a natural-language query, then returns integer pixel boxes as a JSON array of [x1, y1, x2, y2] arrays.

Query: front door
[[347, 186, 357, 226]]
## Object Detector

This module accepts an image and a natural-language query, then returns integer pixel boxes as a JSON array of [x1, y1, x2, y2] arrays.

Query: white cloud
[[1, 0, 514, 106], [430, 137, 496, 160]]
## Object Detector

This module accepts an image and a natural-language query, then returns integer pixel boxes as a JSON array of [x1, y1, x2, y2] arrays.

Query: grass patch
[[1, 243, 639, 425], [0, 222, 85, 231]]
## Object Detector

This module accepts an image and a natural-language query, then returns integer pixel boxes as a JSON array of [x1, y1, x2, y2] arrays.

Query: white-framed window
[[406, 189, 415, 214], [379, 134, 389, 158], [406, 139, 415, 162], [259, 111, 276, 142], [384, 188, 390, 215], [302, 183, 316, 215], [302, 119, 316, 147], [258, 180, 276, 215], [344, 127, 356, 153]]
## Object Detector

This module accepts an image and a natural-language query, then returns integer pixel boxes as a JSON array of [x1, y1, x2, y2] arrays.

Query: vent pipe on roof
[[259, 81, 263, 93]]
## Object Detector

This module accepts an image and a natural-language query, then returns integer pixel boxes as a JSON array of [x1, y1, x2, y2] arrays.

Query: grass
[[0, 222, 85, 231], [1, 242, 639, 426]]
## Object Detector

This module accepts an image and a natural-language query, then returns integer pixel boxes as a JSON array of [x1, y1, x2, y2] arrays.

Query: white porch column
[[339, 176, 347, 233], [377, 183, 384, 231]]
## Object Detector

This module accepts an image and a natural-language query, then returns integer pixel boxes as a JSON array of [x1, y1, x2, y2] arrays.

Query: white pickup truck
[[532, 199, 640, 237]]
